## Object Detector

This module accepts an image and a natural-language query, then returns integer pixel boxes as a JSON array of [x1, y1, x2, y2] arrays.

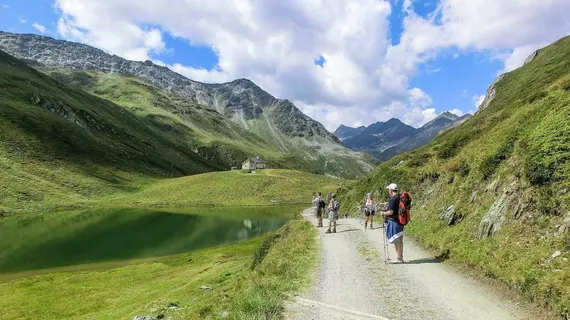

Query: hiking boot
[[325, 229, 332, 234]]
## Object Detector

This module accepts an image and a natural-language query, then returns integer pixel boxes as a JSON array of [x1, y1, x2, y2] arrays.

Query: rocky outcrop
[[440, 205, 465, 226], [524, 49, 540, 65], [477, 193, 509, 239], [558, 214, 570, 234], [478, 74, 506, 112]]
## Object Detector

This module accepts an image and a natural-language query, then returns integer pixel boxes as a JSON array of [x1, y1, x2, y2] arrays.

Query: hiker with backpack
[[364, 193, 376, 230], [326, 193, 340, 234], [381, 183, 411, 263], [313, 192, 325, 227]]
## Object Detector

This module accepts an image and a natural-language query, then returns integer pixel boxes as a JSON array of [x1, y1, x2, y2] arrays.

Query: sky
[[1, 0, 570, 131]]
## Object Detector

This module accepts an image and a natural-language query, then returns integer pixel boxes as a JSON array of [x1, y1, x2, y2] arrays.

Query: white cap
[[386, 183, 398, 191]]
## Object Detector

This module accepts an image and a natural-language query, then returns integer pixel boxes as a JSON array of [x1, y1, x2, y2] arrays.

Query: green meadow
[[0, 220, 318, 319], [0, 168, 338, 319]]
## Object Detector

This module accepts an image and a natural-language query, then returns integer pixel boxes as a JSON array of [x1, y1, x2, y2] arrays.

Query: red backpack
[[398, 192, 412, 225]]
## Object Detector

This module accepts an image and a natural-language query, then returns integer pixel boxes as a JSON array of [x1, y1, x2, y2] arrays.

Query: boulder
[[551, 251, 562, 259], [513, 197, 529, 220], [478, 74, 506, 112], [478, 193, 509, 238], [469, 191, 477, 203], [440, 205, 465, 226], [558, 214, 570, 234], [485, 179, 499, 193], [524, 49, 540, 65]]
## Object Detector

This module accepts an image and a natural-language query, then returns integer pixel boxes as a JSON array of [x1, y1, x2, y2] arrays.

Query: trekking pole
[[382, 221, 390, 263]]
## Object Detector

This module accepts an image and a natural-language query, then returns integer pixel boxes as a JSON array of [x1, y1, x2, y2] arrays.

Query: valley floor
[[286, 209, 542, 320]]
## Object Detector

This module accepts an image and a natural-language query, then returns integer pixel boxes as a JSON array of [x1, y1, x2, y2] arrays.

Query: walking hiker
[[313, 192, 325, 227], [381, 184, 407, 263], [312, 192, 317, 208], [326, 193, 340, 234], [364, 193, 376, 230]]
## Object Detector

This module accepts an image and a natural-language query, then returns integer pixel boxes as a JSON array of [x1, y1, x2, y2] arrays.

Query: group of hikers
[[311, 183, 410, 263]]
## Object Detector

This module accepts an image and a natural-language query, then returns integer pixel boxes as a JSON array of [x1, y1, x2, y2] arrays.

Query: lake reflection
[[0, 207, 291, 274]]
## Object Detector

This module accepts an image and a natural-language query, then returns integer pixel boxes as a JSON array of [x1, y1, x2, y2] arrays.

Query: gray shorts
[[315, 207, 323, 217], [329, 210, 339, 221]]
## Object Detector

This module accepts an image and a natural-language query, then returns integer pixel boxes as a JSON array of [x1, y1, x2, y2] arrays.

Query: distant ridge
[[335, 112, 471, 160]]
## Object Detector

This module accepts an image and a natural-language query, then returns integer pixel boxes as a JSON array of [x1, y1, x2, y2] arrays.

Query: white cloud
[[400, 0, 570, 72], [170, 63, 231, 84], [409, 88, 432, 108], [32, 23, 46, 33], [473, 95, 486, 109], [52, 0, 570, 130], [1, 4, 9, 9], [19, 18, 27, 24], [449, 109, 464, 117], [56, 8, 166, 61]]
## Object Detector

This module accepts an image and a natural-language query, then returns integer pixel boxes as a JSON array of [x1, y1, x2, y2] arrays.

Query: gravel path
[[285, 209, 531, 320]]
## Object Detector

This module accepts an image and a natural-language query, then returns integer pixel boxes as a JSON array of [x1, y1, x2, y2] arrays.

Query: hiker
[[381, 184, 405, 263], [326, 193, 340, 234], [311, 192, 317, 208], [364, 193, 375, 229], [313, 192, 325, 227]]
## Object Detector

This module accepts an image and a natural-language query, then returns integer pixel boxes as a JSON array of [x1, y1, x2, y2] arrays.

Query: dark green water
[[0, 206, 295, 274]]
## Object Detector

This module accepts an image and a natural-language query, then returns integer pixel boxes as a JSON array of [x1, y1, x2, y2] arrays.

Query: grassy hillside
[[0, 50, 224, 214], [112, 169, 346, 208], [0, 219, 317, 319], [45, 68, 374, 179], [340, 36, 570, 316], [0, 48, 351, 214]]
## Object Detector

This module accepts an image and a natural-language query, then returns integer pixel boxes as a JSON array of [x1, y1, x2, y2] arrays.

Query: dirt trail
[[285, 209, 532, 320]]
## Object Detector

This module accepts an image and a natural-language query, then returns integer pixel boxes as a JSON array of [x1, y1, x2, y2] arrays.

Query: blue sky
[[1, 0, 569, 130]]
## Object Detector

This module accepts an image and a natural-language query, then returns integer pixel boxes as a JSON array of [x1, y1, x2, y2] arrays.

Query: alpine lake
[[0, 205, 300, 278]]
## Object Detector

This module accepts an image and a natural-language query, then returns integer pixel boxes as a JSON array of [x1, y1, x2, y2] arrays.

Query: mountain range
[[0, 31, 374, 180], [334, 111, 471, 160]]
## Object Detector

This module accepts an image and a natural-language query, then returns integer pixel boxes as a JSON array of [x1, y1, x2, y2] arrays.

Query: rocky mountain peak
[[438, 111, 461, 121], [0, 31, 337, 141]]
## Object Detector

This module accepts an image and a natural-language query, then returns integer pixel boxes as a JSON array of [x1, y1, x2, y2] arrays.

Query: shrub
[[458, 160, 471, 177], [437, 135, 470, 159], [479, 139, 515, 180], [251, 233, 280, 270], [524, 160, 555, 186], [526, 90, 548, 104], [442, 161, 460, 173], [407, 153, 431, 168]]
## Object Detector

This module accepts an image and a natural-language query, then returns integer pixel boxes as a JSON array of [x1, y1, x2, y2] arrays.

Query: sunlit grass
[[339, 36, 570, 316], [0, 220, 317, 320]]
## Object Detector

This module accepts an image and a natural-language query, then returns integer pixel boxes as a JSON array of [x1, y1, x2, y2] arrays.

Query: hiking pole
[[382, 221, 390, 263]]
